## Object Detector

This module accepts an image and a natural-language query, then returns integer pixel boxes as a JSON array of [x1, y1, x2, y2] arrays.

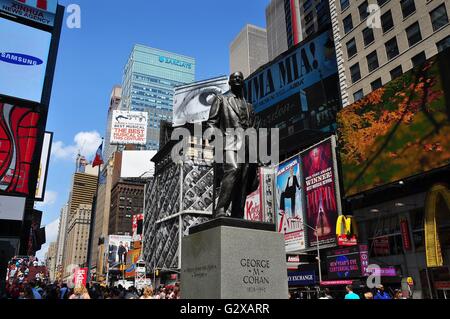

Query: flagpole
[[86, 138, 104, 286]]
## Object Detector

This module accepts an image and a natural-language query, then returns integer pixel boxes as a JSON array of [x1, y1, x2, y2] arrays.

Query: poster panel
[[0, 103, 40, 196], [107, 235, 132, 270], [34, 131, 52, 201], [73, 267, 88, 288], [110, 110, 148, 145], [302, 140, 338, 248], [0, 17, 51, 103], [275, 155, 306, 252], [0, 0, 57, 27], [132, 214, 144, 242], [245, 189, 262, 222], [173, 76, 229, 127]]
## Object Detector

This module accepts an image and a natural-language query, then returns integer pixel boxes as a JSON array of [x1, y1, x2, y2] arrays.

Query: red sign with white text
[[73, 268, 88, 287]]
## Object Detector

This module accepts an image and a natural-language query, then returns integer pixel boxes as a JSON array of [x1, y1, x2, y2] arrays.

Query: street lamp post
[[303, 223, 322, 284]]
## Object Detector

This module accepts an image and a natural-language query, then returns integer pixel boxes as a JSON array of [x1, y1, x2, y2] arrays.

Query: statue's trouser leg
[[230, 163, 250, 219], [215, 162, 240, 217]]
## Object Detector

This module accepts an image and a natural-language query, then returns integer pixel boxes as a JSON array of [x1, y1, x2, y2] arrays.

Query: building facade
[[121, 45, 195, 150], [109, 180, 145, 236], [45, 242, 57, 282], [104, 86, 122, 162], [55, 203, 68, 280], [63, 204, 92, 279], [297, 0, 332, 40], [329, 0, 450, 107], [230, 24, 269, 78]]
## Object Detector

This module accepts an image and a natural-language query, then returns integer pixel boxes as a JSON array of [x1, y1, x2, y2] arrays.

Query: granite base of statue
[[181, 217, 289, 299]]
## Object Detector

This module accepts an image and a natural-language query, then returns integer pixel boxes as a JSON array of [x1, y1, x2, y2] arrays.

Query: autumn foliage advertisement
[[338, 52, 450, 197]]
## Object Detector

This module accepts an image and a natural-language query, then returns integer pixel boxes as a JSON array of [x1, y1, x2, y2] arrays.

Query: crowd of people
[[5, 256, 46, 284], [288, 285, 410, 300], [1, 281, 181, 300]]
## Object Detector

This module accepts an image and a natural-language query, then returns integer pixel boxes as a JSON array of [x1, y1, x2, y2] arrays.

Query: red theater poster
[[302, 140, 338, 248], [0, 103, 40, 196]]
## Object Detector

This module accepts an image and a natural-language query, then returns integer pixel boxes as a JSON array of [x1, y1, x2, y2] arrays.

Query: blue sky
[[37, 0, 270, 258]]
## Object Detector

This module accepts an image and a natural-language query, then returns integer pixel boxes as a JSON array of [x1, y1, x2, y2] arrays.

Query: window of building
[[359, 1, 369, 21], [400, 0, 416, 18], [353, 89, 364, 101], [381, 10, 394, 33], [371, 78, 383, 91], [412, 51, 426, 68], [343, 14, 353, 34], [346, 38, 357, 58], [385, 37, 400, 60], [406, 22, 422, 47], [437, 35, 450, 52], [350, 63, 361, 83], [430, 4, 449, 32], [363, 27, 375, 46], [340, 0, 350, 11], [367, 51, 379, 72], [306, 24, 316, 36], [377, 0, 389, 6]]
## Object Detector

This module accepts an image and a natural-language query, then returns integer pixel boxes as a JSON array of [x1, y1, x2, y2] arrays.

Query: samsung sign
[[159, 56, 192, 69], [288, 271, 317, 286], [0, 52, 43, 66]]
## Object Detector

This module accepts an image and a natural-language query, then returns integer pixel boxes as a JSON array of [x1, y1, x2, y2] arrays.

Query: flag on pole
[[92, 143, 104, 168]]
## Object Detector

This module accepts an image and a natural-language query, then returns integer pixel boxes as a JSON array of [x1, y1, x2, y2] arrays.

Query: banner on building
[[132, 214, 144, 241], [0, 17, 52, 103], [173, 76, 229, 127], [106, 235, 132, 270], [34, 131, 52, 201], [0, 0, 57, 27], [276, 155, 306, 252], [0, 104, 40, 196], [302, 139, 339, 248], [110, 110, 148, 146]]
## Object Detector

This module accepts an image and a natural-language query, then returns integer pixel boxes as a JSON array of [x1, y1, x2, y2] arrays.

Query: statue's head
[[229, 72, 244, 89]]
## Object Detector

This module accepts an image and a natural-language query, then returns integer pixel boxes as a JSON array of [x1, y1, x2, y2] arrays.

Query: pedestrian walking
[[374, 285, 392, 300], [69, 285, 91, 299], [140, 286, 154, 299], [344, 285, 360, 300]]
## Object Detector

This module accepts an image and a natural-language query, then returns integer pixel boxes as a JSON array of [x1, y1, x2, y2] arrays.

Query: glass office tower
[[122, 44, 195, 150]]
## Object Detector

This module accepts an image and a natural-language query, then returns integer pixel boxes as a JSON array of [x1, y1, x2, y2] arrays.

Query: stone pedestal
[[181, 218, 288, 299]]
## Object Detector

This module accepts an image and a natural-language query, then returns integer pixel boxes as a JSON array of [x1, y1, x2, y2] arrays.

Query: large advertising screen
[[338, 51, 450, 197], [110, 110, 148, 146], [276, 155, 306, 252], [245, 30, 337, 113], [35, 131, 52, 201], [0, 103, 40, 196], [0, 0, 57, 27], [107, 235, 132, 270], [173, 76, 229, 127], [0, 195, 25, 221], [326, 245, 369, 280], [0, 17, 51, 103], [302, 140, 338, 248]]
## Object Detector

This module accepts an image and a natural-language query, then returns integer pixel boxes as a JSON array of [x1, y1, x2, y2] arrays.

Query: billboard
[[73, 267, 88, 288], [0, 17, 51, 103], [245, 189, 262, 222], [0, 103, 40, 196], [107, 235, 132, 270], [34, 131, 52, 201], [120, 150, 156, 178], [302, 139, 339, 248], [132, 213, 144, 241], [0, 195, 25, 221], [338, 51, 450, 197], [276, 155, 306, 252], [245, 30, 337, 113], [110, 110, 148, 146], [326, 245, 369, 280], [173, 76, 229, 126], [0, 0, 57, 27]]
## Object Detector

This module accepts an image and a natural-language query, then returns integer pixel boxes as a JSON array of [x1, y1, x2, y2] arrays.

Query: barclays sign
[[159, 56, 192, 70]]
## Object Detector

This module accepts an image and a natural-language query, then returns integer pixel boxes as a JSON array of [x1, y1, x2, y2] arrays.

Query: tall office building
[[62, 165, 98, 278], [230, 24, 269, 78], [297, 0, 332, 40], [266, 0, 303, 60], [55, 203, 68, 279], [121, 45, 195, 150], [329, 0, 450, 107], [104, 86, 122, 162], [45, 242, 57, 282], [63, 204, 93, 278]]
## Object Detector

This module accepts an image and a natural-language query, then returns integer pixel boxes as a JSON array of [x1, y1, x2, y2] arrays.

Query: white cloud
[[36, 218, 60, 261], [51, 131, 102, 161], [35, 190, 58, 208]]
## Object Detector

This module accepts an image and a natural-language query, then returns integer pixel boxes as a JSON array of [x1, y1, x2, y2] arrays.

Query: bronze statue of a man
[[207, 72, 258, 219]]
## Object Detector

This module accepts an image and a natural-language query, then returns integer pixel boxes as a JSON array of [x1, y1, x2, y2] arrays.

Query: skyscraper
[[104, 86, 122, 162], [230, 24, 269, 78], [55, 203, 68, 278], [329, 0, 450, 107], [121, 45, 195, 150]]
